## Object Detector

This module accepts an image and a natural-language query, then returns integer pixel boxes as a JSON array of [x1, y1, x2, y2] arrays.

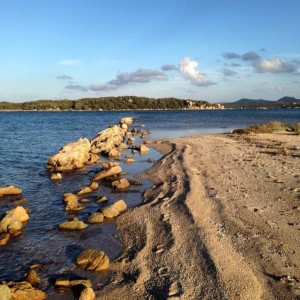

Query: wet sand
[[96, 132, 300, 300]]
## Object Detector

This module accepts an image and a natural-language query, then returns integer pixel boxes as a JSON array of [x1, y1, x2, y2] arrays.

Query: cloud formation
[[107, 69, 167, 86], [57, 75, 73, 80], [241, 51, 260, 61], [179, 57, 216, 86], [161, 64, 178, 71], [65, 84, 88, 92], [253, 59, 297, 73], [222, 52, 240, 59], [221, 68, 237, 77]]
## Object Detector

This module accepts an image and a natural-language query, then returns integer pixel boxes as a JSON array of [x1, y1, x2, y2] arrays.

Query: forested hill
[[0, 96, 221, 111]]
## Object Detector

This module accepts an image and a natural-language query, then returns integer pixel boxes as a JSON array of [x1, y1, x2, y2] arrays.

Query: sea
[[0, 108, 299, 298]]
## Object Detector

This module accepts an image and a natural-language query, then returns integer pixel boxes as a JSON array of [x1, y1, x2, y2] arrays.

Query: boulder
[[0, 233, 10, 246], [79, 287, 96, 300], [93, 165, 122, 181], [59, 218, 88, 230], [63, 193, 79, 202], [125, 157, 135, 163], [108, 148, 121, 157], [112, 200, 127, 213], [102, 206, 120, 218], [47, 137, 91, 171], [7, 206, 29, 222], [65, 198, 84, 211], [76, 249, 109, 271], [24, 267, 40, 286], [139, 144, 150, 153], [112, 178, 130, 190], [0, 185, 22, 196], [0, 214, 22, 234], [9, 281, 47, 300], [0, 285, 10, 300], [87, 213, 104, 224], [51, 173, 62, 180], [120, 117, 133, 125]]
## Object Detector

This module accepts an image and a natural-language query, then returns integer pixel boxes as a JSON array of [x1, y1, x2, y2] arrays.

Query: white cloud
[[276, 85, 284, 92], [179, 57, 216, 86], [56, 74, 73, 80], [253, 59, 296, 73], [58, 59, 81, 66]]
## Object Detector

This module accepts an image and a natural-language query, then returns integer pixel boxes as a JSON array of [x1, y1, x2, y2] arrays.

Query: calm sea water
[[0, 109, 299, 297]]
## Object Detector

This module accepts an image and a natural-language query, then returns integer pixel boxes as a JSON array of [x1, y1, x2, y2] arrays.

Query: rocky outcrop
[[76, 249, 109, 271], [59, 218, 88, 230], [47, 137, 91, 171], [0, 185, 22, 197], [9, 281, 47, 300]]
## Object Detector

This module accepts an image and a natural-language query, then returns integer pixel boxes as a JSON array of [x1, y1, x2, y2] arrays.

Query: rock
[[7, 206, 29, 222], [76, 249, 109, 271], [112, 178, 130, 190], [128, 179, 143, 185], [132, 149, 138, 154], [101, 162, 119, 170], [102, 206, 120, 218], [125, 158, 135, 163], [93, 165, 122, 181], [102, 200, 127, 218], [55, 278, 92, 288], [0, 214, 22, 234], [47, 137, 91, 171], [79, 198, 90, 203], [24, 267, 40, 286], [108, 148, 121, 157], [112, 200, 127, 213], [11, 198, 28, 205], [121, 123, 128, 131], [0, 284, 10, 300], [87, 213, 104, 224], [143, 140, 153, 144], [120, 117, 133, 125], [51, 173, 62, 180], [87, 153, 100, 164], [139, 144, 149, 153], [66, 199, 84, 211], [89, 182, 98, 191], [77, 187, 93, 196], [96, 196, 108, 203], [0, 233, 10, 245], [59, 218, 88, 230], [63, 193, 79, 202], [9, 281, 47, 300], [79, 287, 96, 300], [0, 185, 22, 196], [127, 137, 135, 145]]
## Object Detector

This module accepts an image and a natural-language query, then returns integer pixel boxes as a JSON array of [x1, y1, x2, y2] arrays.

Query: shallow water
[[0, 109, 298, 296]]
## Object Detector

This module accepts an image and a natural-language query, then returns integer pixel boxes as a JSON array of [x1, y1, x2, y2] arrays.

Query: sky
[[0, 0, 299, 103]]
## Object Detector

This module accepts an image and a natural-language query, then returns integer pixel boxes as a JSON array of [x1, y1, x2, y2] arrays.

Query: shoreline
[[96, 132, 300, 299]]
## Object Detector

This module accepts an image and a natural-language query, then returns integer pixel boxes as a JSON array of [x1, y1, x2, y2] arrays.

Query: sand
[[96, 132, 300, 300]]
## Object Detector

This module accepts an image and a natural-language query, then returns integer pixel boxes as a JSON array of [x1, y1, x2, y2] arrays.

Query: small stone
[[88, 213, 104, 224], [0, 233, 10, 245], [79, 287, 96, 300], [112, 200, 127, 213], [76, 249, 110, 271], [25, 267, 40, 286], [139, 144, 149, 153], [63, 193, 79, 202], [168, 282, 180, 297], [102, 206, 120, 218], [77, 187, 93, 196], [96, 196, 108, 203], [55, 278, 92, 288], [112, 178, 130, 190], [59, 218, 88, 230], [89, 182, 98, 191], [125, 158, 135, 163], [51, 173, 62, 180], [79, 198, 90, 203], [108, 148, 121, 157], [0, 185, 22, 196]]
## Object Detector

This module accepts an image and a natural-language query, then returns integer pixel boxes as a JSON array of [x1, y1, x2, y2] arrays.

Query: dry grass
[[233, 121, 300, 135]]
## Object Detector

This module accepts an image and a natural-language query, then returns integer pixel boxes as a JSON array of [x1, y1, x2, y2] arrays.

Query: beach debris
[[87, 212, 104, 224], [51, 173, 62, 180], [112, 178, 130, 190], [47, 137, 91, 171], [102, 200, 127, 218], [0, 185, 22, 197], [8, 281, 47, 300], [59, 218, 88, 230], [79, 287, 96, 300], [76, 249, 110, 271]]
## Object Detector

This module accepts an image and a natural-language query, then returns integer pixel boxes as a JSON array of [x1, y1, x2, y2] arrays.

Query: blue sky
[[0, 0, 299, 103]]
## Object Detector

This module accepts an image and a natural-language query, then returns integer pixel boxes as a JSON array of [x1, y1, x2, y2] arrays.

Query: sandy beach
[[96, 132, 300, 300]]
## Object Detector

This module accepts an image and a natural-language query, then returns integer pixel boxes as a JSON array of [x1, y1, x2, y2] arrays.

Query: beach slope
[[97, 133, 300, 300]]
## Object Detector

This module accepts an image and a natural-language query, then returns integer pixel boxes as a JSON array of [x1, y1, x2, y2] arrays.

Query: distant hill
[[224, 96, 300, 108]]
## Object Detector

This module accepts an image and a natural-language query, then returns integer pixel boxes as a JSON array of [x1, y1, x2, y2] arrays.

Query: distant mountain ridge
[[224, 96, 300, 107]]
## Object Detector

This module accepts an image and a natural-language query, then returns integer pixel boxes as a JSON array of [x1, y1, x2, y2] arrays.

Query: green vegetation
[[233, 121, 300, 135], [0, 96, 211, 111]]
